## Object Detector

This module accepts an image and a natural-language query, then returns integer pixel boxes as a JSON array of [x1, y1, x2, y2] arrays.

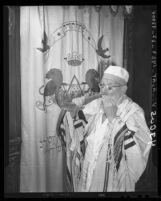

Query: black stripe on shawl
[[59, 133, 66, 147], [66, 166, 72, 184], [124, 130, 135, 141], [66, 166, 74, 192], [124, 140, 136, 150], [103, 162, 110, 192], [56, 109, 67, 147], [56, 109, 66, 138], [114, 124, 128, 171], [114, 124, 128, 144], [73, 110, 88, 128], [116, 148, 123, 170], [114, 142, 123, 171], [58, 122, 66, 147], [74, 122, 83, 129], [80, 140, 86, 157], [59, 127, 65, 135], [77, 110, 88, 124], [76, 152, 81, 160]]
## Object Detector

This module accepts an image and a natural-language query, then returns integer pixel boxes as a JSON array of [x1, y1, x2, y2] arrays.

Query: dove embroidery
[[96, 35, 110, 59], [37, 31, 50, 53]]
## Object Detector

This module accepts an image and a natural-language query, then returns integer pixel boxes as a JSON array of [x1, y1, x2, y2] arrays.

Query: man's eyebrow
[[101, 79, 114, 84]]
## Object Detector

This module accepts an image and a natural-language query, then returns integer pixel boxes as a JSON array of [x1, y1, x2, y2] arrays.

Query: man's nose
[[101, 87, 108, 95]]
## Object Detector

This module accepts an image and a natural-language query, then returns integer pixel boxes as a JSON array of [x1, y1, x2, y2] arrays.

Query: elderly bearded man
[[57, 66, 152, 192]]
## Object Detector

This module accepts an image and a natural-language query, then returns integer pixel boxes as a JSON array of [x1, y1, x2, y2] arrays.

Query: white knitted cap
[[104, 65, 129, 83]]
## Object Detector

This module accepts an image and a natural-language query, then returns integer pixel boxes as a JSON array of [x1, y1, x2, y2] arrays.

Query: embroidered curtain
[[20, 5, 125, 192]]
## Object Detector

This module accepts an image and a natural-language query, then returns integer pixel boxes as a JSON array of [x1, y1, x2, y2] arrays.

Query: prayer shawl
[[77, 96, 152, 192], [57, 109, 87, 192]]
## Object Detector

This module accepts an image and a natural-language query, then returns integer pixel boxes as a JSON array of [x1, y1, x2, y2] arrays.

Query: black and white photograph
[[4, 5, 158, 198]]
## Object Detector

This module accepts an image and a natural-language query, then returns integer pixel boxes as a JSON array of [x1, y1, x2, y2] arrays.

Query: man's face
[[99, 77, 124, 106]]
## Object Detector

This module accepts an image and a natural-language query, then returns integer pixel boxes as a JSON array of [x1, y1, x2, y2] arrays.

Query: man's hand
[[63, 102, 81, 118]]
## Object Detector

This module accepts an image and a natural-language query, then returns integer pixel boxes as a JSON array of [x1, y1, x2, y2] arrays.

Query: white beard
[[101, 95, 118, 120], [101, 95, 116, 107]]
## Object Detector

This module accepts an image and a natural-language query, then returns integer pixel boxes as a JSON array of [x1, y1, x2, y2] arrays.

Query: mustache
[[100, 91, 109, 96], [101, 95, 113, 100]]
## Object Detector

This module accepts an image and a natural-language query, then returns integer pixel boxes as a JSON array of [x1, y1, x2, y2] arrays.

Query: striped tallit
[[57, 109, 87, 192]]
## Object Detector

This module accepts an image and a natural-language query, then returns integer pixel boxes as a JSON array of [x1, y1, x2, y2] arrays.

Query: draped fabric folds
[[20, 6, 124, 192]]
